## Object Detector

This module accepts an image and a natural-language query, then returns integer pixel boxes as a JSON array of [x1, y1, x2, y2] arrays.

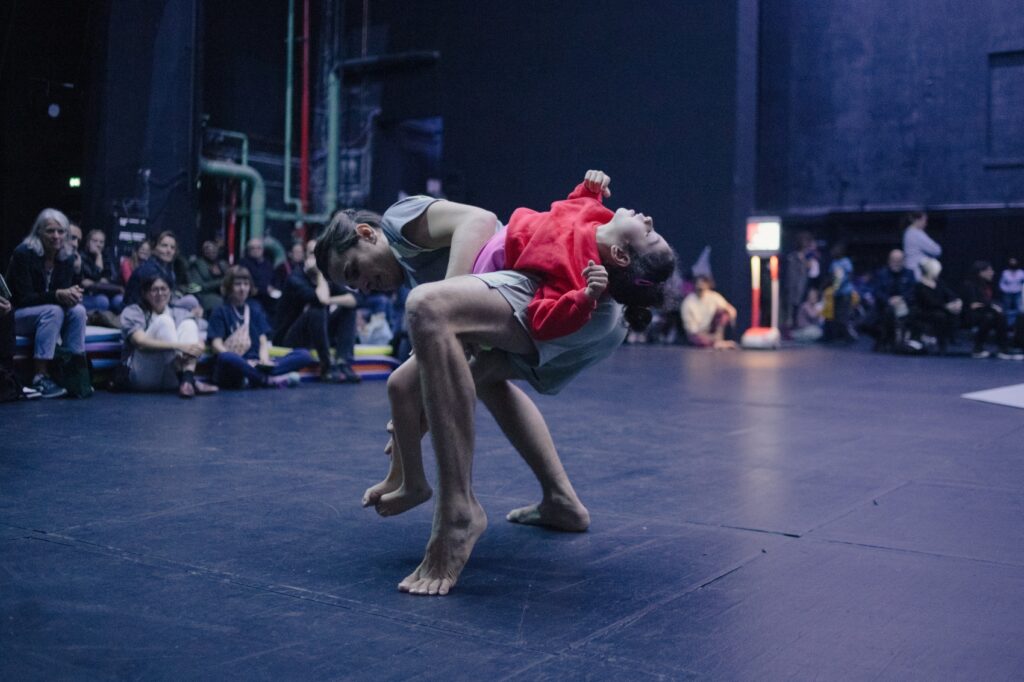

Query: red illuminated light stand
[[740, 216, 782, 349]]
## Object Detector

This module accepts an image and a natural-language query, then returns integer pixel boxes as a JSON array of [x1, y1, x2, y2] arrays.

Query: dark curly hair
[[606, 245, 678, 332]]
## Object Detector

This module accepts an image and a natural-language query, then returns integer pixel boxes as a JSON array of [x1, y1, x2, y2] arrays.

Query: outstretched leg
[[397, 277, 534, 596], [472, 352, 590, 532]]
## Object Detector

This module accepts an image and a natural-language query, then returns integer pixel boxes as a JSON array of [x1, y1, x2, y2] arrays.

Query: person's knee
[[67, 304, 87, 323], [37, 304, 64, 324], [386, 361, 418, 404], [177, 318, 200, 343], [405, 286, 449, 338]]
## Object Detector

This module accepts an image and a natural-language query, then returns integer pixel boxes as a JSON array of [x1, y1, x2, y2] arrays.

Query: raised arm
[[403, 201, 499, 279]]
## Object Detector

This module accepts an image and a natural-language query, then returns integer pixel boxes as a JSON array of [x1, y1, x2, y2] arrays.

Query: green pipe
[[266, 208, 329, 224], [325, 68, 340, 216], [200, 158, 266, 244], [209, 128, 249, 166], [282, 0, 302, 215]]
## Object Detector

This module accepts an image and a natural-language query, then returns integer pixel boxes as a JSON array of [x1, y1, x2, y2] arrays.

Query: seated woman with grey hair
[[119, 272, 218, 398], [5, 208, 88, 398]]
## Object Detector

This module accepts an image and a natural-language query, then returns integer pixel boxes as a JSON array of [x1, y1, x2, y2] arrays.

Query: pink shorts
[[472, 228, 507, 274]]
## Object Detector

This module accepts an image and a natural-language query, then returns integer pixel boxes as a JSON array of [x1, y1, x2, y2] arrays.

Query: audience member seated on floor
[[67, 222, 84, 280], [999, 257, 1024, 327], [119, 273, 217, 398], [902, 211, 941, 281], [239, 238, 279, 315], [784, 230, 821, 329], [79, 229, 124, 313], [187, 240, 228, 313], [826, 241, 856, 342], [274, 240, 360, 382], [5, 208, 87, 398], [273, 241, 305, 292], [964, 260, 1021, 359], [681, 274, 738, 349], [869, 249, 915, 352], [907, 257, 961, 354], [120, 239, 150, 285], [207, 266, 313, 389], [123, 232, 202, 316], [791, 288, 825, 343]]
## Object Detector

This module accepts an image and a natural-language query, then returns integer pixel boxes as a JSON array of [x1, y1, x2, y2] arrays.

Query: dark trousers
[[0, 311, 15, 371], [212, 350, 315, 389], [970, 307, 1007, 353], [282, 305, 356, 371], [909, 311, 958, 352]]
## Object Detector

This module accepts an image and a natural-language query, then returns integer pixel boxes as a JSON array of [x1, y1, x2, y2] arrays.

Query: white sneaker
[[21, 385, 42, 400], [971, 350, 991, 359]]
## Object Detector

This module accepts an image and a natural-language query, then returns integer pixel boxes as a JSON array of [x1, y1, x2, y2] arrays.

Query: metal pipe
[[300, 0, 311, 223], [325, 68, 339, 216], [200, 158, 266, 243], [266, 208, 329, 224], [282, 0, 302, 215], [207, 127, 249, 166]]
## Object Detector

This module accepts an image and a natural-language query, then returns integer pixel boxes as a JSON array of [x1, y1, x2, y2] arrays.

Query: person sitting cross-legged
[[681, 274, 738, 349], [207, 266, 313, 389]]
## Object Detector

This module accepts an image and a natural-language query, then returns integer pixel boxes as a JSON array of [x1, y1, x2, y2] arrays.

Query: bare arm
[[404, 201, 499, 280], [258, 335, 272, 365]]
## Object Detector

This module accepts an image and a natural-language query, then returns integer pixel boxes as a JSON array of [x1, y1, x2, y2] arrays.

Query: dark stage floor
[[2, 345, 1023, 679]]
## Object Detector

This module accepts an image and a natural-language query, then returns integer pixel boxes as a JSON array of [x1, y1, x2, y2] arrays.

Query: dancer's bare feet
[[506, 495, 590, 532], [398, 500, 487, 596], [362, 474, 401, 508], [376, 483, 433, 516]]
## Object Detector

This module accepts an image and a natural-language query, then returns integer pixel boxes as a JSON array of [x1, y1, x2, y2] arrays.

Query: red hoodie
[[504, 183, 612, 340]]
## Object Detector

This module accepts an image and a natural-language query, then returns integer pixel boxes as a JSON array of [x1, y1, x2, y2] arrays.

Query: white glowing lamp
[[741, 216, 782, 349]]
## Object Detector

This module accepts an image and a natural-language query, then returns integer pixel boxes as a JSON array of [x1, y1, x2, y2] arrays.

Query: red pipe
[[299, 0, 311, 240]]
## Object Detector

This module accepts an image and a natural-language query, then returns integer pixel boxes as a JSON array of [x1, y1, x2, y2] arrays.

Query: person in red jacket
[[473, 169, 676, 340], [338, 171, 676, 596]]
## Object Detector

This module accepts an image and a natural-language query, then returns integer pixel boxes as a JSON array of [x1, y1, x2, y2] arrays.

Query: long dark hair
[[606, 245, 678, 332]]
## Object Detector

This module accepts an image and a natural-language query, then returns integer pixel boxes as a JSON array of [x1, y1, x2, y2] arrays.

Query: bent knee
[[386, 361, 419, 402], [405, 285, 450, 336], [38, 304, 65, 321]]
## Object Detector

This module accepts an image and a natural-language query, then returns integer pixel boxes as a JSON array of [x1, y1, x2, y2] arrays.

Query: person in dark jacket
[[274, 239, 359, 383], [963, 260, 1019, 359], [5, 208, 87, 397], [79, 228, 124, 312], [123, 231, 202, 314], [870, 249, 916, 352], [907, 257, 961, 354]]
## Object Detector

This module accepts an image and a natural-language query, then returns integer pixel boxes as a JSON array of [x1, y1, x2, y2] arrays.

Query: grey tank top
[[380, 196, 449, 287]]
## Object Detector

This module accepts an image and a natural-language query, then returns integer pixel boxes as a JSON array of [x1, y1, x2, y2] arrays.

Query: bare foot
[[376, 484, 433, 517], [362, 475, 401, 508], [506, 496, 590, 532], [398, 500, 488, 596]]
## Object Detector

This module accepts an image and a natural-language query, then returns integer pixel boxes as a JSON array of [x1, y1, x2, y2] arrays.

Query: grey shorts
[[471, 270, 627, 395]]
